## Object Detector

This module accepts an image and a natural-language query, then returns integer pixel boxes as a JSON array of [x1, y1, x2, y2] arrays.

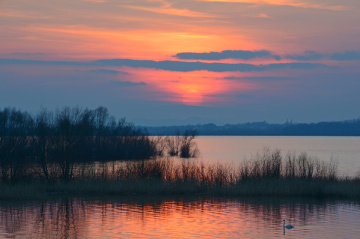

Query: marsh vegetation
[[1, 107, 360, 200], [1, 147, 360, 200]]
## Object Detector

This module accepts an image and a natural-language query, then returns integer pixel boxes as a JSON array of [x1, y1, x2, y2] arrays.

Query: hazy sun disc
[[182, 89, 204, 106]]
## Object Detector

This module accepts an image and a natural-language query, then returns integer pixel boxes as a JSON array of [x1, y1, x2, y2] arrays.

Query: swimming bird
[[283, 220, 294, 229]]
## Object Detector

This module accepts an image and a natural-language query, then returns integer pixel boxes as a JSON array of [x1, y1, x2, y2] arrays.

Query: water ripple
[[0, 197, 360, 238]]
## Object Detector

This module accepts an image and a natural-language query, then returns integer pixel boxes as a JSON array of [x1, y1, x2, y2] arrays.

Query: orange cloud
[[257, 13, 270, 18], [21, 25, 256, 61], [122, 5, 222, 18], [0, 10, 50, 19], [83, 0, 106, 2], [198, 0, 347, 11]]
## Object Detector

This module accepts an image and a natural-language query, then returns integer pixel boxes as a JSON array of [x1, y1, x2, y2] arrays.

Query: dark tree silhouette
[[0, 106, 199, 182]]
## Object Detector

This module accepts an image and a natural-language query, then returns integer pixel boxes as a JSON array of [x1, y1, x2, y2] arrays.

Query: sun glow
[[182, 89, 204, 105], [20, 25, 252, 61], [122, 68, 256, 106]]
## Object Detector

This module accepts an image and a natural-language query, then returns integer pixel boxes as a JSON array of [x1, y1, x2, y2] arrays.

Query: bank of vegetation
[[1, 107, 360, 200], [0, 107, 198, 183], [1, 147, 360, 200]]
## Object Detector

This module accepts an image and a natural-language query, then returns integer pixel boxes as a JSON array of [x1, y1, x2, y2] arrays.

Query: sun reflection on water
[[1, 197, 360, 238]]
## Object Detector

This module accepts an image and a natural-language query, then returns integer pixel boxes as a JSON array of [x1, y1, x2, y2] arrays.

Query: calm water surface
[[1, 197, 360, 239], [196, 136, 360, 176]]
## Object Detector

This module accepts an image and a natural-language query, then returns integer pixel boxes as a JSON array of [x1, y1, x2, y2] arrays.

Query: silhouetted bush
[[0, 136, 31, 182], [164, 130, 199, 158], [0, 106, 200, 182]]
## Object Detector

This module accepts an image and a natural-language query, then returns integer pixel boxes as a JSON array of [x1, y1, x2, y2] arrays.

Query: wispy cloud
[[83, 0, 107, 3], [286, 50, 360, 61], [225, 76, 293, 81], [122, 5, 221, 18], [197, 0, 347, 11], [174, 50, 281, 60], [88, 69, 129, 75], [96, 59, 324, 72], [0, 57, 326, 72], [0, 10, 51, 19], [286, 51, 325, 61], [110, 80, 146, 86], [256, 13, 270, 18], [330, 51, 360, 61], [0, 59, 87, 66]]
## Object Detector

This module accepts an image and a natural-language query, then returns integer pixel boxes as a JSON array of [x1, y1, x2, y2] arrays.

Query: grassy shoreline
[[1, 149, 360, 200], [1, 178, 360, 200]]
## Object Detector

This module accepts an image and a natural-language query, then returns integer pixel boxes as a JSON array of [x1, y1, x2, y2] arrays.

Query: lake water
[[1, 136, 360, 239], [195, 136, 360, 177], [1, 197, 360, 238]]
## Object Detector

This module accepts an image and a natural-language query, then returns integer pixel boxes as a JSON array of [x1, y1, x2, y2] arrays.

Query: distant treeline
[[0, 107, 198, 182], [142, 119, 360, 136]]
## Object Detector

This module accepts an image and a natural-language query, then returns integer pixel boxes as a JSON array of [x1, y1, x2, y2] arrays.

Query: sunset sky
[[1, 0, 360, 125]]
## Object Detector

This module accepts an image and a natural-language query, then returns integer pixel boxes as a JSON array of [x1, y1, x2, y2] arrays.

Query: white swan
[[283, 220, 294, 229]]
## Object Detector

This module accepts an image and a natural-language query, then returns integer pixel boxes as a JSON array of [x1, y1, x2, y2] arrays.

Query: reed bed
[[1, 149, 360, 200]]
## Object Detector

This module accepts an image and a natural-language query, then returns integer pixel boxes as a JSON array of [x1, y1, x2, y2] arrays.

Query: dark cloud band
[[96, 59, 323, 72], [286, 50, 360, 61], [0, 58, 326, 72], [174, 50, 281, 61]]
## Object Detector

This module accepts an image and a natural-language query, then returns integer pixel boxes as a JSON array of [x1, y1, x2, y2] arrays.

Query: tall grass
[[123, 148, 338, 183], [1, 148, 359, 200]]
